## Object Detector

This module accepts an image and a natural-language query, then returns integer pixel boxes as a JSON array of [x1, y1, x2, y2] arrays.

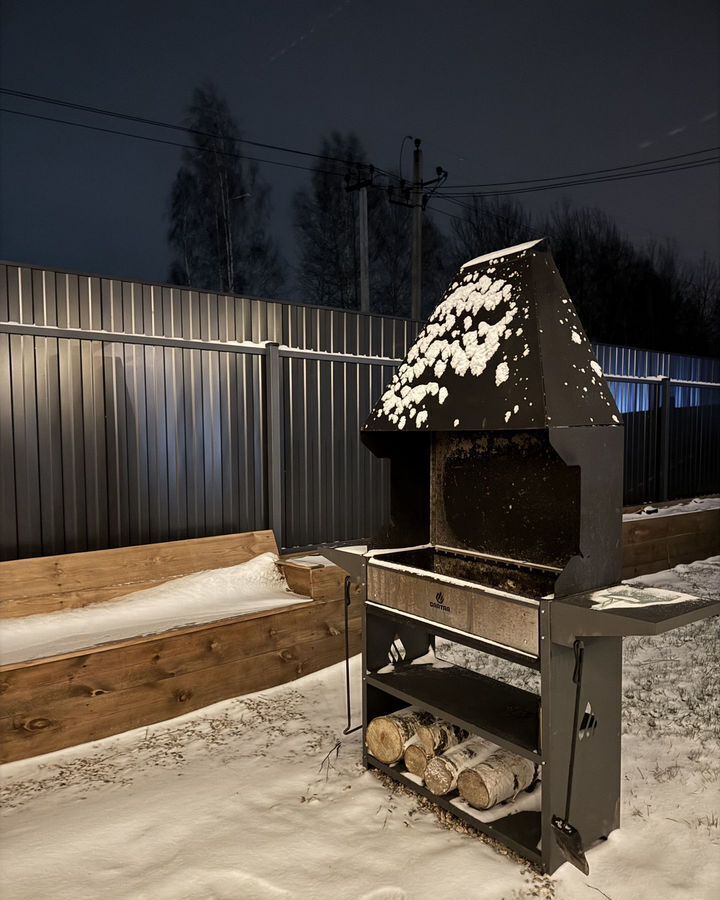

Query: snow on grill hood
[[362, 238, 621, 432]]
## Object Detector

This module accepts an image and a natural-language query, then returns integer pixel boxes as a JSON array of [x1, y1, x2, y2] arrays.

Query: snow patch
[[590, 584, 699, 611], [623, 497, 720, 521], [460, 238, 543, 269], [0, 553, 307, 665], [495, 362, 509, 386], [375, 271, 520, 427]]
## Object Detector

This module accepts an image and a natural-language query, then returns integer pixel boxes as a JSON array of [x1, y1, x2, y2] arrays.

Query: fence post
[[265, 342, 285, 549], [658, 376, 672, 501]]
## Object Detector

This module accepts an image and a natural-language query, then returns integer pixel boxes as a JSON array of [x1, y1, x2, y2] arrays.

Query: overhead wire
[[9, 101, 707, 230], [429, 194, 543, 236], [435, 145, 720, 190], [0, 107, 347, 178], [425, 203, 466, 224], [2, 86, 717, 209], [437, 156, 720, 198], [8, 86, 719, 195], [0, 86, 400, 181]]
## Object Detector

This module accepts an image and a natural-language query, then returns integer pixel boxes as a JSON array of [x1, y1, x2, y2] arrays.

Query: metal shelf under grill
[[365, 663, 541, 761], [367, 755, 542, 863]]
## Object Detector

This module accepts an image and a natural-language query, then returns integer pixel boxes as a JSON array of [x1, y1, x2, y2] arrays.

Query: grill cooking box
[[353, 239, 720, 874]]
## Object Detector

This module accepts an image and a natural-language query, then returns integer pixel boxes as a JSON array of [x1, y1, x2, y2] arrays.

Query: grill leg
[[541, 601, 622, 874]]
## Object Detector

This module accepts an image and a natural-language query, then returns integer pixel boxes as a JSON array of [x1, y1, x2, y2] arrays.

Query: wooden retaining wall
[[0, 530, 360, 764], [621, 507, 720, 579], [0, 592, 362, 764]]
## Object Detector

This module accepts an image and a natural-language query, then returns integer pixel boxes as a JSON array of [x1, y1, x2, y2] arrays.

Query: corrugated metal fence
[[1, 263, 718, 560], [594, 344, 720, 504]]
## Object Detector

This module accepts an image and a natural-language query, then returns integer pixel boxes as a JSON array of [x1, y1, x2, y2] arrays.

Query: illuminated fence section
[[0, 263, 416, 560], [595, 344, 719, 504]]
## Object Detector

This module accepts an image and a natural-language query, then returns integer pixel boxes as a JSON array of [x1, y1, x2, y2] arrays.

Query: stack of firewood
[[366, 707, 537, 810]]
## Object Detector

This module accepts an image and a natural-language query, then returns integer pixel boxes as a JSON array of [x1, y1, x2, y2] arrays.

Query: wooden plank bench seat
[[0, 531, 361, 763]]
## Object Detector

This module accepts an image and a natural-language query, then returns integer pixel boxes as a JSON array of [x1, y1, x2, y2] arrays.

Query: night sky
[[1, 0, 718, 299]]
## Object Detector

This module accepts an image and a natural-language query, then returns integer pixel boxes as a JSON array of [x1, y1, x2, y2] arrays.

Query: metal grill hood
[[362, 239, 621, 433]]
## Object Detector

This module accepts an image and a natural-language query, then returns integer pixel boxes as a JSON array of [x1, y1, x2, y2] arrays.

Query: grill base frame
[[362, 562, 625, 874]]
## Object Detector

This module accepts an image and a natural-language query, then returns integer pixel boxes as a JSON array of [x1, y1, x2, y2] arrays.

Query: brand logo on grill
[[430, 590, 450, 612]]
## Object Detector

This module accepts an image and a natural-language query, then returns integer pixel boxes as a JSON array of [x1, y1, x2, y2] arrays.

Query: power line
[[0, 86, 393, 174], [430, 196, 546, 242], [4, 86, 715, 199], [425, 203, 465, 224], [438, 157, 720, 198], [435, 146, 720, 190], [3, 86, 717, 215], [0, 106, 346, 178], [438, 194, 520, 223]]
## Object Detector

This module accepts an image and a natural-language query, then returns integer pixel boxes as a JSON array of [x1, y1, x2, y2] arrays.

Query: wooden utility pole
[[390, 138, 446, 321], [411, 139, 423, 321]]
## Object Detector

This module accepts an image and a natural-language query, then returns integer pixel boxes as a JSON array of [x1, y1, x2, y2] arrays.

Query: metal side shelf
[[365, 664, 541, 762], [368, 754, 542, 864]]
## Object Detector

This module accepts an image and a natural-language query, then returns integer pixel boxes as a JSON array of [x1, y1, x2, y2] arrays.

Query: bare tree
[[167, 83, 284, 296], [450, 196, 534, 268], [447, 193, 717, 354], [689, 254, 720, 346], [292, 132, 364, 308]]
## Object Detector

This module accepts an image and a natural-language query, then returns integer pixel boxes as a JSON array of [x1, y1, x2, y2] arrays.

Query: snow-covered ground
[[1, 559, 719, 899]]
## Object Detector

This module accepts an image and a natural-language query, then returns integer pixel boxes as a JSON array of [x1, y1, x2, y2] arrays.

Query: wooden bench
[[0, 531, 361, 764]]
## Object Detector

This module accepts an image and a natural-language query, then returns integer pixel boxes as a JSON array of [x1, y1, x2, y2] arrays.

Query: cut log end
[[366, 708, 434, 764], [403, 742, 430, 777], [366, 717, 404, 764], [423, 736, 495, 796], [457, 750, 537, 810], [424, 757, 454, 795], [456, 767, 491, 808]]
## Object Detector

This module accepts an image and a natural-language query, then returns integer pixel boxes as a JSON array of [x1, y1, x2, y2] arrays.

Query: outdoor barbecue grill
[[351, 238, 720, 875]]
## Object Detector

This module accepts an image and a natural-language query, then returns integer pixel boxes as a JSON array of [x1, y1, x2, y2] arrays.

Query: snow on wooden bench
[[0, 531, 361, 763]]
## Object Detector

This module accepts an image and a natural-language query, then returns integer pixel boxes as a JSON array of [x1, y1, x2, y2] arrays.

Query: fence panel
[[668, 384, 720, 499], [606, 379, 661, 505], [0, 326, 269, 560], [280, 352, 393, 549]]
